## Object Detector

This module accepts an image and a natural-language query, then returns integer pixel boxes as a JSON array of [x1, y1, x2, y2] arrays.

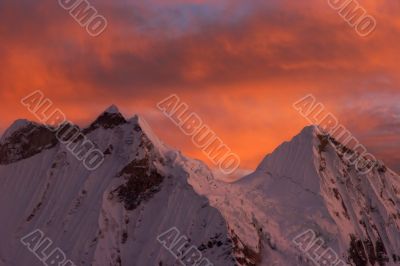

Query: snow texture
[[0, 108, 399, 266]]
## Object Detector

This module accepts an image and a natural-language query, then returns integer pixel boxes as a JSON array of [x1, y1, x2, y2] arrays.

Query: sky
[[1, 0, 399, 174]]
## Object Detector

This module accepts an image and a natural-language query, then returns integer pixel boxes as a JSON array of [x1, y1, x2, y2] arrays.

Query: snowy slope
[[189, 126, 400, 266], [0, 108, 399, 266], [0, 106, 235, 266]]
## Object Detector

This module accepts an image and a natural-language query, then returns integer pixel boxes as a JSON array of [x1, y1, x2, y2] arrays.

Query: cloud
[[0, 0, 399, 172]]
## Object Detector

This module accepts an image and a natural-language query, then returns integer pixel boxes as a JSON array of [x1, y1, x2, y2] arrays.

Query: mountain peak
[[295, 124, 328, 141], [104, 104, 120, 114], [255, 125, 318, 170], [83, 105, 126, 134], [1, 119, 35, 143], [0, 119, 58, 164], [299, 124, 319, 135]]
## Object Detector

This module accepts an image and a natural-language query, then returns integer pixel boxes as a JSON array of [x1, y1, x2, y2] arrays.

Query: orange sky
[[1, 0, 399, 173]]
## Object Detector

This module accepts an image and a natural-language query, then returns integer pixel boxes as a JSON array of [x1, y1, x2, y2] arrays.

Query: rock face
[[0, 109, 399, 266], [82, 106, 127, 134], [0, 121, 58, 164]]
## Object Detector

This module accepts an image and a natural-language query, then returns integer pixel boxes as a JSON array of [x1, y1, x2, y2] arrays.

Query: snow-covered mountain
[[191, 126, 400, 266], [0, 106, 235, 266], [0, 107, 399, 266]]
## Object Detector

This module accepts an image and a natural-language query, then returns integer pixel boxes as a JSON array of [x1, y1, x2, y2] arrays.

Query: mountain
[[0, 107, 399, 266], [0, 106, 235, 266], [191, 126, 400, 266]]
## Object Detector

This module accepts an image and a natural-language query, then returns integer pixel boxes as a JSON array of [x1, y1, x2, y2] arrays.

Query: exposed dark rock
[[329, 136, 355, 155], [331, 188, 350, 220], [0, 124, 58, 164], [349, 235, 368, 266], [112, 157, 164, 211], [104, 145, 113, 155], [198, 233, 227, 251], [26, 182, 51, 222], [317, 134, 329, 153], [363, 239, 376, 265], [348, 235, 389, 266], [121, 231, 128, 244], [83, 112, 127, 135], [375, 238, 389, 266], [377, 165, 387, 174], [229, 229, 261, 266]]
